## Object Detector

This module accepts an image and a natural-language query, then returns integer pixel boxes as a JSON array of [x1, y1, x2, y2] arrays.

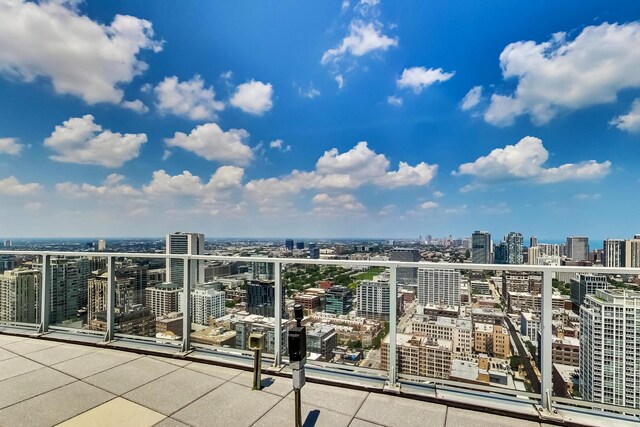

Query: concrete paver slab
[[230, 371, 293, 397], [0, 356, 42, 381], [172, 381, 281, 427], [1, 338, 63, 355], [0, 381, 114, 427], [253, 397, 353, 427], [0, 347, 17, 361], [124, 367, 225, 416], [184, 361, 243, 381], [285, 381, 369, 416], [355, 393, 447, 427], [84, 356, 179, 395], [349, 419, 386, 427], [52, 348, 142, 379], [0, 367, 75, 409], [153, 418, 191, 427], [27, 343, 100, 366], [58, 397, 165, 427]]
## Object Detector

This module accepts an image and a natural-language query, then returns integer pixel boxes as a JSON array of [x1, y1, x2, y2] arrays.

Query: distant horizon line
[[0, 236, 608, 244]]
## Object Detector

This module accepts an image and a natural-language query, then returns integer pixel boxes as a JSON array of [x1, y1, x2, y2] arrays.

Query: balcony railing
[[1, 249, 640, 425]]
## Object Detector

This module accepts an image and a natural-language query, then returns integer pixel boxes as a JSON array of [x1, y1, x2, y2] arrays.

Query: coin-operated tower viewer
[[288, 303, 306, 427]]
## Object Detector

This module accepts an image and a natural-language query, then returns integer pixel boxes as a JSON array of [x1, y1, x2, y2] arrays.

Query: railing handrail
[[1, 249, 640, 275]]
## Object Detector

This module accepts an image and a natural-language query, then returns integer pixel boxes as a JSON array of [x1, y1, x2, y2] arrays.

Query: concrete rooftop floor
[[0, 332, 621, 427]]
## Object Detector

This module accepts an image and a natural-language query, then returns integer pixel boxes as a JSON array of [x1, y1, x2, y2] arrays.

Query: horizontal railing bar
[[1, 249, 640, 275], [553, 396, 640, 416], [398, 373, 541, 399]]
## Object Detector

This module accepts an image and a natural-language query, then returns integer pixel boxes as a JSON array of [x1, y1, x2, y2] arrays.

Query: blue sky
[[1, 0, 640, 240]]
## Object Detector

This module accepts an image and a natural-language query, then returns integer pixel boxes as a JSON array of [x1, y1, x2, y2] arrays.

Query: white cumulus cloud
[[165, 123, 253, 165], [312, 193, 366, 216], [270, 139, 291, 152], [387, 96, 402, 106], [484, 22, 640, 126], [397, 67, 454, 93], [44, 115, 146, 168], [461, 86, 483, 110], [0, 176, 41, 196], [0, 137, 23, 155], [155, 75, 225, 121], [0, 0, 162, 105], [56, 173, 141, 199], [143, 170, 203, 196], [610, 99, 640, 133], [229, 80, 273, 115], [121, 99, 149, 114], [453, 136, 611, 186], [245, 141, 438, 211], [321, 20, 397, 64], [420, 201, 438, 209], [376, 161, 438, 188]]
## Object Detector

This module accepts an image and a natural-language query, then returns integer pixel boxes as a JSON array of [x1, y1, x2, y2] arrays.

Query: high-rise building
[[178, 285, 225, 325], [471, 231, 491, 264], [0, 269, 40, 323], [567, 236, 589, 261], [527, 246, 540, 266], [247, 281, 286, 318], [325, 286, 353, 315], [389, 248, 420, 285], [494, 242, 508, 264], [570, 274, 608, 310], [295, 241, 304, 250], [625, 239, 640, 268], [166, 232, 205, 287], [0, 255, 15, 274], [117, 264, 148, 306], [603, 239, 626, 267], [310, 247, 320, 259], [285, 239, 294, 251], [32, 257, 91, 325], [581, 289, 640, 408], [248, 258, 274, 281], [505, 232, 523, 264], [417, 268, 460, 306], [357, 281, 402, 321], [89, 305, 156, 337], [97, 239, 106, 251], [87, 273, 138, 322], [530, 236, 538, 248], [145, 282, 181, 317], [539, 243, 562, 257]]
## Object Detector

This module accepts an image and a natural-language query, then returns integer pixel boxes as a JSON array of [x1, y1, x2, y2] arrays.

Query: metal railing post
[[386, 265, 398, 389], [104, 256, 116, 342], [181, 256, 192, 353], [274, 261, 283, 366], [540, 270, 553, 411], [38, 253, 51, 334]]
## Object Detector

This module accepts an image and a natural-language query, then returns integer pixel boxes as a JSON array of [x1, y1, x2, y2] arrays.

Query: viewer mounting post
[[288, 303, 307, 427]]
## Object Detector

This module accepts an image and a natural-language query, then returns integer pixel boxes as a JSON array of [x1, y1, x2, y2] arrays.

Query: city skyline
[[1, 1, 640, 238]]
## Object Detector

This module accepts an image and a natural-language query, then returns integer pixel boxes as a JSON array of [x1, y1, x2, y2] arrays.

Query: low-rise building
[[306, 324, 337, 361], [382, 333, 452, 379], [474, 323, 510, 358]]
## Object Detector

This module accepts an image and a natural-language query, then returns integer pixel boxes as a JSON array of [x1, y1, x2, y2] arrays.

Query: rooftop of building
[[1, 330, 589, 427]]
